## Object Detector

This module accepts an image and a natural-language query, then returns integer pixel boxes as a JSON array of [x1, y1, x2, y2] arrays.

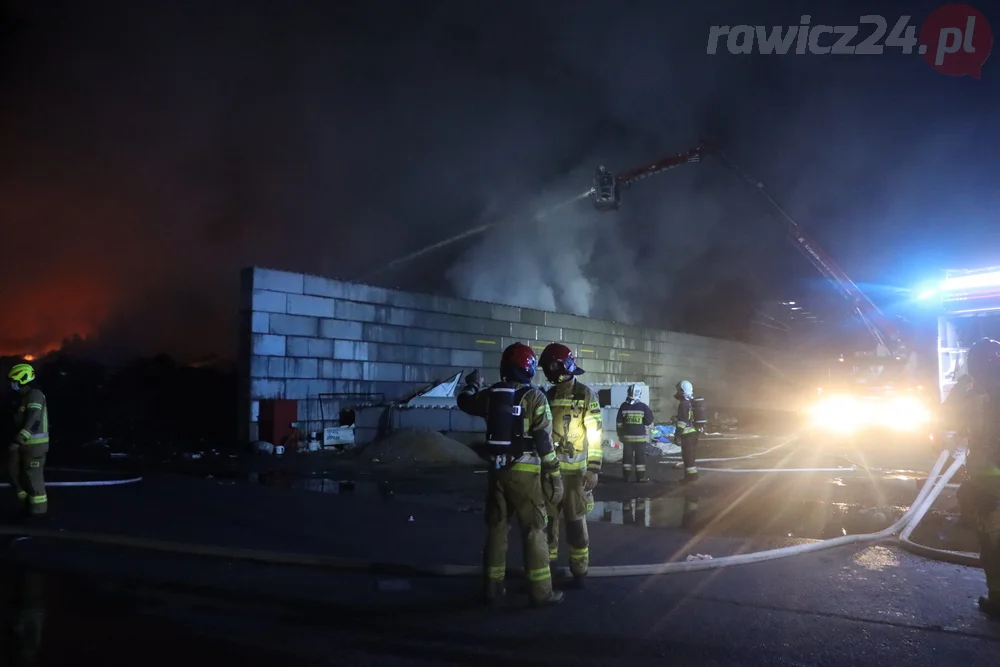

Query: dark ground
[[1, 435, 997, 666]]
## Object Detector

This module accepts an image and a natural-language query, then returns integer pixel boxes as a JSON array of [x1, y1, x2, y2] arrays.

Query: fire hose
[[0, 450, 972, 577]]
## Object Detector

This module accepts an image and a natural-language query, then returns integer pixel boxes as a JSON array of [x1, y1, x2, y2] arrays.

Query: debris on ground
[[686, 554, 714, 561], [357, 428, 484, 466]]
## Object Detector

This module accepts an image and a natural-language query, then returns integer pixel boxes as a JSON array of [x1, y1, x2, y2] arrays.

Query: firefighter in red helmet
[[539, 343, 603, 588], [457, 342, 564, 607], [958, 337, 1000, 617]]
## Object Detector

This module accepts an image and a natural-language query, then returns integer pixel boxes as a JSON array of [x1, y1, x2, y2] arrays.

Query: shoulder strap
[[514, 386, 532, 403], [572, 381, 588, 402]]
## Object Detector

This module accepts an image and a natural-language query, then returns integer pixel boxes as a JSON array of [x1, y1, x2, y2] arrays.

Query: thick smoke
[[0, 1, 996, 358]]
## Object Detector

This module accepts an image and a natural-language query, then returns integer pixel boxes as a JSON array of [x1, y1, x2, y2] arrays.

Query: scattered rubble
[[357, 428, 484, 467]]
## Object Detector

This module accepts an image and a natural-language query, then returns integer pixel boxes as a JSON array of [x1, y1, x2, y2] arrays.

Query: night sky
[[0, 0, 996, 362]]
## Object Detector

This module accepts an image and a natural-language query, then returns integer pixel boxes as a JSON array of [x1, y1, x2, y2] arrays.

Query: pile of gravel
[[358, 428, 483, 466]]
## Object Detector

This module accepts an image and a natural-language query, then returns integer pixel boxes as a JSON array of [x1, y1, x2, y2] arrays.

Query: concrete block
[[251, 312, 270, 334], [249, 400, 260, 422], [334, 340, 370, 361], [320, 360, 364, 380], [319, 319, 363, 340], [252, 289, 288, 314], [270, 314, 319, 337], [250, 356, 270, 377], [450, 410, 485, 433], [286, 337, 334, 358], [302, 275, 342, 299], [354, 406, 387, 430], [284, 358, 319, 379], [520, 308, 546, 325], [251, 379, 284, 399], [536, 326, 562, 342], [450, 350, 483, 368], [376, 307, 418, 327], [287, 294, 336, 318], [403, 365, 460, 383], [489, 304, 520, 322], [397, 408, 451, 432], [361, 323, 405, 345], [252, 334, 286, 357], [482, 352, 502, 369], [510, 323, 535, 338], [334, 299, 378, 323], [387, 289, 435, 312], [373, 344, 451, 366], [253, 268, 304, 294], [363, 362, 404, 382], [284, 379, 336, 400], [268, 357, 287, 378]]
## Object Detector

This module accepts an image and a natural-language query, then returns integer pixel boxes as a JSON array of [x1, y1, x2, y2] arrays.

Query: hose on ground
[[0, 451, 964, 578], [0, 478, 142, 488]]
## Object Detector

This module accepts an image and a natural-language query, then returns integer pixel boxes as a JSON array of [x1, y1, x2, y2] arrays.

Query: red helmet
[[539, 343, 585, 384], [500, 342, 537, 383], [967, 337, 1000, 386]]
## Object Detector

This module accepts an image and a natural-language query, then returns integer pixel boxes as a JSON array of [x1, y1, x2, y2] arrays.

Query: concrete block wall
[[238, 266, 803, 443]]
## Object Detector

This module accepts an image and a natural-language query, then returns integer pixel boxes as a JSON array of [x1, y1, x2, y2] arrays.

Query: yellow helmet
[[8, 363, 35, 386]]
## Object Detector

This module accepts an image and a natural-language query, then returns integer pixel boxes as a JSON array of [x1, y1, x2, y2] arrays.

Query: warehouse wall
[[238, 266, 803, 443]]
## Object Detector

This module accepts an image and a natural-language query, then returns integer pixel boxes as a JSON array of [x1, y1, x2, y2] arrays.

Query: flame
[[23, 354, 35, 362]]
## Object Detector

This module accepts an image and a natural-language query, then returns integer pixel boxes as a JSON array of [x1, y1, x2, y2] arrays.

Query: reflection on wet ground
[[0, 566, 317, 666], [587, 489, 980, 553]]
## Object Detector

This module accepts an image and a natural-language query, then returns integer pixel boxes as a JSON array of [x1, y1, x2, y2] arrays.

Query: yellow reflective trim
[[551, 399, 574, 407], [526, 566, 552, 582], [487, 566, 505, 580], [16, 491, 27, 500], [26, 403, 42, 410], [569, 547, 589, 557], [511, 462, 541, 473], [18, 429, 30, 439], [618, 352, 630, 357], [534, 405, 546, 415], [30, 495, 47, 504], [475, 339, 496, 345], [580, 349, 594, 354], [559, 460, 586, 471], [542, 452, 557, 463]]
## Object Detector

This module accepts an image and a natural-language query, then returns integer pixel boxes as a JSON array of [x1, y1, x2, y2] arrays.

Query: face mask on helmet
[[10, 380, 21, 392]]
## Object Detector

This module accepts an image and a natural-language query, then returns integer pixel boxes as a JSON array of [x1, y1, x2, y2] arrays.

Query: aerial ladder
[[586, 143, 913, 379]]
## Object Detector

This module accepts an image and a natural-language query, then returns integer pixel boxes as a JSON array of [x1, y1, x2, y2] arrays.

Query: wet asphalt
[[1, 435, 997, 665]]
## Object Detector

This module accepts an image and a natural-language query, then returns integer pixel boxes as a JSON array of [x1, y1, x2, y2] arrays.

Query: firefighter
[[457, 342, 564, 607], [959, 337, 1000, 617], [539, 343, 603, 588], [616, 384, 654, 482], [674, 380, 699, 482], [7, 364, 49, 518]]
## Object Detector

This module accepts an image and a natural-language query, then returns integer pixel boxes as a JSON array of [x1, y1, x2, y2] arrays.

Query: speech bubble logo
[[919, 4, 993, 78]]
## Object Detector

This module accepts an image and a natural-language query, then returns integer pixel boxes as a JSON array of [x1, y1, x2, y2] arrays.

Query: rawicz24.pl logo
[[706, 3, 993, 77]]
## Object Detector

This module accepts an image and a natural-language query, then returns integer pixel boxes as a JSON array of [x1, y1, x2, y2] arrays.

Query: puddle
[[249, 470, 396, 498], [0, 566, 317, 665], [587, 493, 980, 549]]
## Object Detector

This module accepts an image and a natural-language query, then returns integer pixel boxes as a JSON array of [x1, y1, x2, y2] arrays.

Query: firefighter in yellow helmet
[[457, 342, 564, 607], [539, 343, 603, 588], [7, 363, 49, 518]]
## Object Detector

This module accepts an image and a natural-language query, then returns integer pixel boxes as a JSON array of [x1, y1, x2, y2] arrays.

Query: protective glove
[[465, 369, 483, 389], [582, 470, 599, 492], [542, 472, 564, 505]]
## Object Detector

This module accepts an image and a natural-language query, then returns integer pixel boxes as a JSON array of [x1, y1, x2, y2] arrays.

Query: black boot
[[483, 580, 506, 606], [529, 589, 564, 607], [978, 595, 1000, 618], [571, 572, 586, 590]]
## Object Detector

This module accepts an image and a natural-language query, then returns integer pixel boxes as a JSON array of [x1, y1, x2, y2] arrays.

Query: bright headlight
[[878, 397, 930, 430], [811, 396, 862, 431]]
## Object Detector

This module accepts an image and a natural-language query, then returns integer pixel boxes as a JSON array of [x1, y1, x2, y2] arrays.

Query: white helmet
[[627, 384, 642, 402], [676, 380, 693, 399]]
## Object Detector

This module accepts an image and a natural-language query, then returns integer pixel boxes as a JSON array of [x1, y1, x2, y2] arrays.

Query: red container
[[258, 399, 298, 449]]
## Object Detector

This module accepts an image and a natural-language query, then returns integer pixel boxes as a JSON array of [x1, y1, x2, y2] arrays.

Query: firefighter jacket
[[458, 381, 558, 473], [14, 388, 48, 446], [961, 384, 1000, 479], [616, 400, 654, 443], [674, 398, 697, 435], [546, 379, 603, 474]]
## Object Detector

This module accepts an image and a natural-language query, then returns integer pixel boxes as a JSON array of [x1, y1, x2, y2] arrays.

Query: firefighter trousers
[[545, 471, 589, 576], [679, 431, 700, 478], [483, 467, 553, 603], [7, 443, 48, 515], [621, 440, 648, 481], [968, 476, 1000, 597]]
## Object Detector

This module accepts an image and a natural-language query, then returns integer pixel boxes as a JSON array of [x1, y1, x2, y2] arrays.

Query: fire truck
[[585, 143, 939, 440]]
